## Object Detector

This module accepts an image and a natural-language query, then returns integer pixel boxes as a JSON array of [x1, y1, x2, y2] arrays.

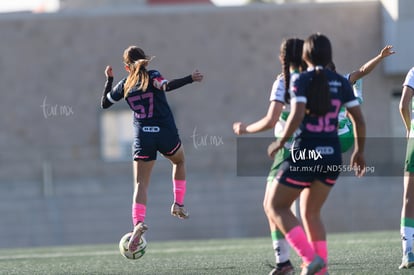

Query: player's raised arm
[[348, 45, 395, 84], [101, 66, 114, 109], [161, 70, 203, 92], [100, 65, 125, 109]]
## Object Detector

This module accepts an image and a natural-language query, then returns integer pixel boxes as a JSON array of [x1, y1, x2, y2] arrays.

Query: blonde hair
[[123, 46, 152, 98]]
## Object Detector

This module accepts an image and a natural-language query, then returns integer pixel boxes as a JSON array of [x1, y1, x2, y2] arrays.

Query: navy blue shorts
[[276, 139, 342, 189], [133, 125, 181, 161]]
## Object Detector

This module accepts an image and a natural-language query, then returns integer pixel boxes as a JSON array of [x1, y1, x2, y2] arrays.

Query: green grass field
[[0, 231, 408, 274]]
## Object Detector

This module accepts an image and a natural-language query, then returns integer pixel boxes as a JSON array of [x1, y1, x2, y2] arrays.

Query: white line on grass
[[0, 244, 267, 261]]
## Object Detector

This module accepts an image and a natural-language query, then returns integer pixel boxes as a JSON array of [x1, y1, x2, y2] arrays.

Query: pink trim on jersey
[[166, 142, 181, 155], [286, 177, 310, 187], [153, 77, 168, 90]]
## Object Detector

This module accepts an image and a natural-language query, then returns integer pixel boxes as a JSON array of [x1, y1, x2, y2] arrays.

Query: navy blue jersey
[[275, 69, 360, 188], [106, 70, 176, 127], [290, 68, 359, 140]]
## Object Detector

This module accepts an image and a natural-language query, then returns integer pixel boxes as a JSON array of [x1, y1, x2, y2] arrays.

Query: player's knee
[[172, 156, 185, 166], [263, 199, 269, 215], [302, 209, 320, 222], [263, 197, 275, 217]]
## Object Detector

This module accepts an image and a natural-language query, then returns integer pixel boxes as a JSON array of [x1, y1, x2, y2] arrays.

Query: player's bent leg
[[300, 180, 331, 242], [263, 179, 276, 226], [300, 180, 332, 274], [165, 145, 186, 180], [265, 179, 294, 274], [164, 146, 189, 219]]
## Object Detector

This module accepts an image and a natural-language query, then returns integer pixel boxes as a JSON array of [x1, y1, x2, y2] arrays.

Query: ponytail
[[123, 59, 151, 98], [302, 33, 333, 116], [122, 46, 153, 98], [306, 66, 331, 116]]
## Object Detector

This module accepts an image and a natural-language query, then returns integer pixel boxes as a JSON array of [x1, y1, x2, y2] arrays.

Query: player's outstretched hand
[[380, 45, 395, 58], [192, 70, 203, 82], [233, 122, 247, 135], [350, 151, 366, 177], [105, 66, 113, 78]]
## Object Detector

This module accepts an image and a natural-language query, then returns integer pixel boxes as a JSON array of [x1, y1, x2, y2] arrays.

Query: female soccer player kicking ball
[[101, 46, 203, 252], [266, 33, 366, 275]]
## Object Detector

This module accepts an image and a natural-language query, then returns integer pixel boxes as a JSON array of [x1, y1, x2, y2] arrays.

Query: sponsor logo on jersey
[[142, 126, 160, 133], [315, 146, 334, 155]]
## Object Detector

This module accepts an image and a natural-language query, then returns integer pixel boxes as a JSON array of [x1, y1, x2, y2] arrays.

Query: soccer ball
[[118, 232, 147, 260]]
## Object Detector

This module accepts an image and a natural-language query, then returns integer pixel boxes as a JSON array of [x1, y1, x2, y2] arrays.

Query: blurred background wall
[[0, 0, 412, 248]]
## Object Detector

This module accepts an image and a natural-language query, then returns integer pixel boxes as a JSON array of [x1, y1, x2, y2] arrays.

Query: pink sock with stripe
[[173, 180, 186, 205], [284, 226, 315, 264], [132, 203, 146, 226], [311, 241, 328, 275]]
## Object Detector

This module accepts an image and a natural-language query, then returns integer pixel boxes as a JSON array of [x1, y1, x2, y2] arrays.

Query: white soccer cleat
[[399, 252, 414, 269], [171, 203, 189, 219], [128, 222, 148, 252]]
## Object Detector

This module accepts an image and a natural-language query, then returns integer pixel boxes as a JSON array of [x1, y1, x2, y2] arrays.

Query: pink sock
[[173, 179, 186, 205], [311, 241, 328, 275], [285, 226, 315, 264], [132, 203, 146, 226]]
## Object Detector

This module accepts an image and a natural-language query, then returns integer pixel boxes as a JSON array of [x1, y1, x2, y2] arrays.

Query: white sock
[[273, 239, 290, 264], [401, 226, 414, 255]]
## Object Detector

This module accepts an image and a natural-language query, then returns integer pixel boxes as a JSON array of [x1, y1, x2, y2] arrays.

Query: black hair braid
[[283, 38, 305, 104], [283, 47, 291, 104]]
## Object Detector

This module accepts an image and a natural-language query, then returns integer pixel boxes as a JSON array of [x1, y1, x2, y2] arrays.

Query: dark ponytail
[[306, 66, 331, 116], [302, 34, 332, 116]]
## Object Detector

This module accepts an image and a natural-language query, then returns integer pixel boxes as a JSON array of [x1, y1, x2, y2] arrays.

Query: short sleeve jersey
[[290, 68, 359, 140], [403, 67, 414, 134], [269, 73, 301, 148], [106, 70, 176, 127], [270, 75, 289, 138]]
